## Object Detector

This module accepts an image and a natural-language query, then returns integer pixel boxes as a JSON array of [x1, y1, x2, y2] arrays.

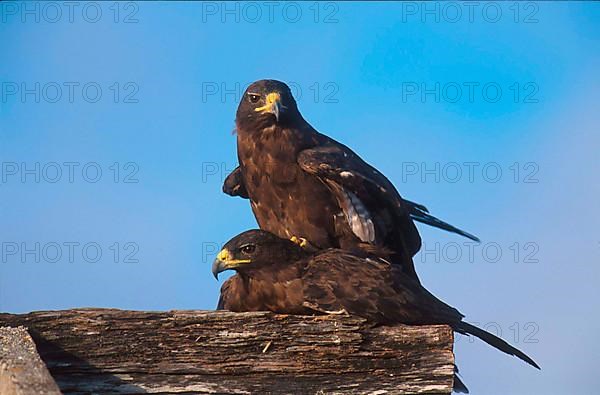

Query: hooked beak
[[254, 92, 285, 122], [211, 258, 225, 280], [212, 248, 251, 280]]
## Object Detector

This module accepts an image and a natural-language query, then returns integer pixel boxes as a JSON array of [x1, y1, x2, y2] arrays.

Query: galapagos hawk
[[212, 230, 540, 383], [225, 79, 478, 281]]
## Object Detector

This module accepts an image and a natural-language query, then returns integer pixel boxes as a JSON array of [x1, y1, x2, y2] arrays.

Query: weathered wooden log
[[0, 326, 62, 395], [0, 309, 455, 394]]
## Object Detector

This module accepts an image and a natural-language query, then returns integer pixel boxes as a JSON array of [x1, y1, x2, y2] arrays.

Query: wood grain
[[0, 309, 455, 394]]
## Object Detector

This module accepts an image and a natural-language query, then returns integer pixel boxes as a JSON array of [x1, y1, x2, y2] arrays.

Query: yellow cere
[[254, 92, 281, 113], [217, 248, 252, 265], [217, 249, 229, 261]]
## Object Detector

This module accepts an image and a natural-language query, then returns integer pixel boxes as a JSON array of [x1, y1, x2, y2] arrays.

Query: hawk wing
[[301, 250, 463, 324], [297, 143, 422, 257], [297, 143, 480, 252], [222, 166, 249, 199]]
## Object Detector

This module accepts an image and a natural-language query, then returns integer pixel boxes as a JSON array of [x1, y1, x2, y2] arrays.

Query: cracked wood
[[0, 309, 454, 394]]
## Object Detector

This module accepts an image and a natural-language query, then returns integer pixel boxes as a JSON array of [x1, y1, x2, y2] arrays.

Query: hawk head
[[236, 80, 301, 131], [212, 229, 307, 279]]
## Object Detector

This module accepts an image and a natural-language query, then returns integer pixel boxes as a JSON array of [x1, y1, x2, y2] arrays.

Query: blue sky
[[1, 2, 599, 394]]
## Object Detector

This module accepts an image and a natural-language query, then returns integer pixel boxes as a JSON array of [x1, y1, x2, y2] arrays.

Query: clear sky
[[1, 2, 599, 394]]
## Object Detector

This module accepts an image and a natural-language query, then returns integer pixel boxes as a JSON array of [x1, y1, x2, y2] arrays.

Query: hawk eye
[[248, 94, 261, 104], [240, 244, 256, 254]]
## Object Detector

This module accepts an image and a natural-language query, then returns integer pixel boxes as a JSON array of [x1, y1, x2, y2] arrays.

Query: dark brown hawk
[[224, 79, 478, 282], [212, 230, 540, 378]]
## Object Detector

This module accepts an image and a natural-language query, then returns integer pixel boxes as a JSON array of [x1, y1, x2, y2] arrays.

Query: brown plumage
[[213, 229, 540, 377], [224, 79, 479, 282]]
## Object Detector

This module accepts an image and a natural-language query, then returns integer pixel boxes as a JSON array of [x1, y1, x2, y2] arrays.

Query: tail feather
[[403, 199, 430, 213], [453, 365, 469, 393], [406, 202, 480, 242], [455, 321, 540, 369]]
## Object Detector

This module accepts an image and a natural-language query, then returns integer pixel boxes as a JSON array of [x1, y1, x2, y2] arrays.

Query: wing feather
[[298, 144, 422, 256], [302, 251, 464, 324]]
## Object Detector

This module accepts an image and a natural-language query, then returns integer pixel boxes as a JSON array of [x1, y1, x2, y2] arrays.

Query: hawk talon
[[290, 236, 309, 249]]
